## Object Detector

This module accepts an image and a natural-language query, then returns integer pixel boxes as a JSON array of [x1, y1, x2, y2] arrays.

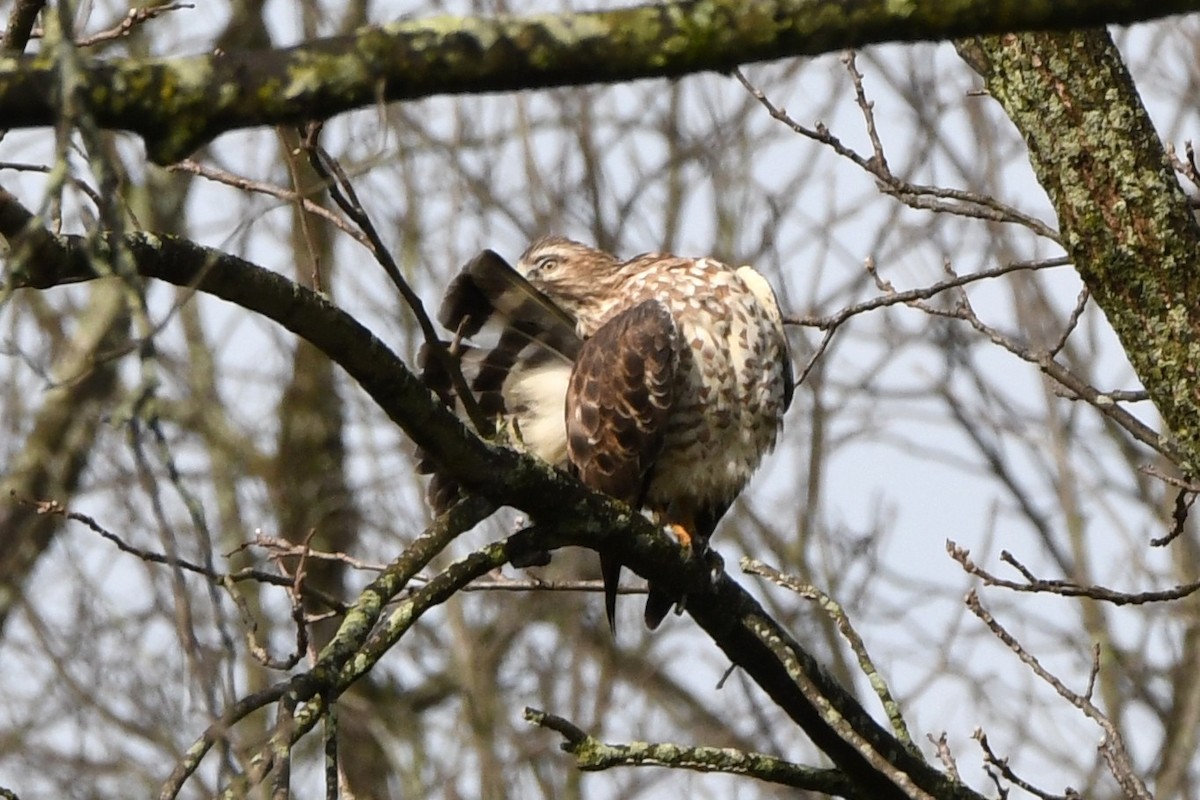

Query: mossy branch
[[3, 1, 1200, 162], [524, 707, 861, 796], [956, 30, 1200, 473]]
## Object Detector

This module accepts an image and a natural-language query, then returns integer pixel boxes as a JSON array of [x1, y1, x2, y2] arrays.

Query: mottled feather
[[565, 300, 679, 631]]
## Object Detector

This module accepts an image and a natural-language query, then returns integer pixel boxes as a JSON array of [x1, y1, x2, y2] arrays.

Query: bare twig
[[1138, 464, 1200, 547], [1138, 463, 1200, 492], [930, 267, 1179, 463], [168, 158, 369, 248], [21, 495, 348, 612], [974, 729, 1080, 800], [1166, 140, 1200, 191], [742, 558, 914, 748], [25, 3, 193, 47], [947, 541, 1200, 605], [925, 733, 960, 783], [74, 3, 194, 47], [1048, 285, 1090, 357], [234, 534, 646, 594], [966, 592, 1151, 800], [784, 256, 1069, 329], [734, 63, 1060, 241], [298, 123, 490, 436], [278, 129, 325, 291], [1083, 644, 1101, 702], [786, 255, 1068, 391], [1154, 488, 1196, 548], [222, 572, 306, 671]]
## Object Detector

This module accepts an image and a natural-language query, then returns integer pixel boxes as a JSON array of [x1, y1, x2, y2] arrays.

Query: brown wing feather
[[439, 249, 581, 362], [565, 300, 679, 634], [566, 300, 678, 503]]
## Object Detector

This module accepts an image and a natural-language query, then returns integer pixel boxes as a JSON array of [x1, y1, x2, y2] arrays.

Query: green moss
[[964, 30, 1200, 467]]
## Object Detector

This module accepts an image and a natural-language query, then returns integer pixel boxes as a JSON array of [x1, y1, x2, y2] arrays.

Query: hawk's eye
[[536, 255, 559, 274]]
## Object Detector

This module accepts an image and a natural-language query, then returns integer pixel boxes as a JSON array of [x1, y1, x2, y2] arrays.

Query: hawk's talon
[[705, 550, 725, 584], [667, 522, 693, 550]]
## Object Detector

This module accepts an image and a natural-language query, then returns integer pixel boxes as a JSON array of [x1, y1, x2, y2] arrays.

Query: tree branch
[[524, 707, 862, 796], [956, 29, 1200, 473], [2, 1, 1199, 162]]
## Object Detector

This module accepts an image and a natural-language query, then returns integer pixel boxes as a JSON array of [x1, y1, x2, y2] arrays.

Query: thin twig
[[974, 729, 1080, 800], [928, 266, 1179, 464], [785, 256, 1068, 329], [21, 495, 347, 611], [234, 534, 646, 594], [734, 63, 1060, 241], [965, 592, 1153, 800], [947, 540, 1200, 605], [1138, 464, 1200, 547], [743, 558, 914, 748], [168, 158, 369, 248], [1048, 285, 1090, 357], [925, 733, 960, 783], [75, 3, 194, 47], [298, 123, 490, 436]]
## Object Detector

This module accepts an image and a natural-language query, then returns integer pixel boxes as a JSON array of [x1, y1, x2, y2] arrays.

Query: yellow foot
[[668, 523, 693, 550]]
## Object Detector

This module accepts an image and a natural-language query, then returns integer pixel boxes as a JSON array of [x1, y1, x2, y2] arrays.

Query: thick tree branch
[[956, 30, 1200, 473], [2, 1, 1199, 162]]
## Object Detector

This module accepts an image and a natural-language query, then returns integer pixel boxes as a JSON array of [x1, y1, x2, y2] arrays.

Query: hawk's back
[[584, 254, 792, 510]]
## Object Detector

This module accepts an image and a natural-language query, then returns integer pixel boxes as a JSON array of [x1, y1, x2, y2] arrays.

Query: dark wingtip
[[600, 550, 622, 638], [439, 250, 513, 334]]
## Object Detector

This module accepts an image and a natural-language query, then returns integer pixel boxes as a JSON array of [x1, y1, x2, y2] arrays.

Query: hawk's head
[[517, 236, 622, 320]]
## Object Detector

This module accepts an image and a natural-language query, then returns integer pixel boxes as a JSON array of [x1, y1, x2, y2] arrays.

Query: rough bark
[[957, 30, 1200, 472], [2, 1, 1199, 162]]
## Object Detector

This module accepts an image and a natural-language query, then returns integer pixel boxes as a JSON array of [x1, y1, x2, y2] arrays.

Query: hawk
[[422, 237, 793, 632]]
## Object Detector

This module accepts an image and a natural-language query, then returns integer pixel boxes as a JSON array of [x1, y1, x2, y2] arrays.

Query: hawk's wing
[[565, 299, 679, 633], [439, 249, 580, 362], [419, 250, 583, 512]]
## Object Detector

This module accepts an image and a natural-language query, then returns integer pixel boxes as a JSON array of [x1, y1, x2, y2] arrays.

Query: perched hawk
[[422, 237, 793, 631]]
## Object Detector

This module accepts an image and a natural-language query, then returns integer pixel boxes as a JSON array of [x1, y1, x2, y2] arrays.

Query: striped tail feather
[[418, 250, 581, 513], [439, 249, 581, 361]]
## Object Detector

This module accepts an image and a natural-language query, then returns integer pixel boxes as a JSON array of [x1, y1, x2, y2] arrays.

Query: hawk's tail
[[643, 585, 676, 630], [600, 549, 622, 636]]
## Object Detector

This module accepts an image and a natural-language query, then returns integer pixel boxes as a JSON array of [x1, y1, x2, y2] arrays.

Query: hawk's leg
[[509, 521, 554, 568], [511, 547, 553, 569], [644, 508, 699, 628]]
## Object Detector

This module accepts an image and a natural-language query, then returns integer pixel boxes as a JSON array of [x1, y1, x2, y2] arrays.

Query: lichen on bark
[[958, 29, 1200, 470]]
